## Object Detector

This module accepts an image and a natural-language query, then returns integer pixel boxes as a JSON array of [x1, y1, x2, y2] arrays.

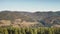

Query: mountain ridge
[[0, 11, 60, 27]]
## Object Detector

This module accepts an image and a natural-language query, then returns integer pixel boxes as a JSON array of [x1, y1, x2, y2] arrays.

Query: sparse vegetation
[[0, 11, 60, 27]]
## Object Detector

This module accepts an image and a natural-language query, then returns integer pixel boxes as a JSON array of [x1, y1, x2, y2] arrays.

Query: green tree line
[[0, 27, 60, 34]]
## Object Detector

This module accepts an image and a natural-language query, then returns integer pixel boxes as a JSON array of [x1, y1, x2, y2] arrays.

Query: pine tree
[[40, 27, 45, 34], [21, 28, 26, 34], [14, 28, 18, 34], [0, 28, 4, 34], [37, 28, 41, 34], [33, 28, 37, 34], [49, 28, 53, 34], [29, 28, 33, 34], [3, 28, 8, 34], [18, 29, 22, 34]]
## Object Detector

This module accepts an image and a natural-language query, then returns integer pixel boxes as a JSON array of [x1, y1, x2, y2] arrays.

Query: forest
[[0, 26, 60, 34], [0, 11, 60, 34]]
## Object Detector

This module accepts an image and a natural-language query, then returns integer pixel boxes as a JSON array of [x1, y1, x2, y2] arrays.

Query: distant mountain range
[[0, 10, 60, 27]]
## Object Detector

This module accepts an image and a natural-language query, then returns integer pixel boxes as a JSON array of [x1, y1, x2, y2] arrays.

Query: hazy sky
[[0, 0, 60, 12]]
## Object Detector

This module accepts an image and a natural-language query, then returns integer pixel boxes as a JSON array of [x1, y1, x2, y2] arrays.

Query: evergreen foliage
[[0, 27, 60, 34]]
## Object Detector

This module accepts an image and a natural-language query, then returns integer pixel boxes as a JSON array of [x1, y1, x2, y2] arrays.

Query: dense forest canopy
[[0, 27, 60, 34]]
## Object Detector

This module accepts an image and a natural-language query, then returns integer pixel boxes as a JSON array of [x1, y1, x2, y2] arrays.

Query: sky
[[0, 0, 60, 12]]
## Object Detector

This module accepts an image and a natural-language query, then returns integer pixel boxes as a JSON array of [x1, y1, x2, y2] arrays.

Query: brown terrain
[[0, 11, 60, 27]]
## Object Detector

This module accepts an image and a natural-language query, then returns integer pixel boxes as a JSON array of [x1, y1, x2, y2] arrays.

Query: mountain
[[0, 10, 60, 27]]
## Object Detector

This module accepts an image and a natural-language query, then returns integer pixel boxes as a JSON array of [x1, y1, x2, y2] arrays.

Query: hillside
[[0, 11, 60, 27]]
